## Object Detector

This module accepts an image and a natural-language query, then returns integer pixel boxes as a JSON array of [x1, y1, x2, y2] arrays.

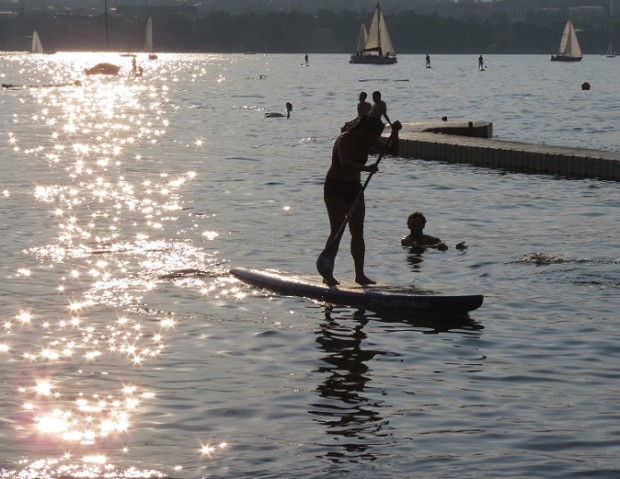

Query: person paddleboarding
[[317, 116, 401, 286]]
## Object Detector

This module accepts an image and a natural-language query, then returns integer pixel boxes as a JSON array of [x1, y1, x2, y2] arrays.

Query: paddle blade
[[316, 246, 336, 280]]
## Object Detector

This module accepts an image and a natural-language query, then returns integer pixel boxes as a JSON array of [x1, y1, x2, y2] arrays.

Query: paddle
[[316, 121, 402, 282]]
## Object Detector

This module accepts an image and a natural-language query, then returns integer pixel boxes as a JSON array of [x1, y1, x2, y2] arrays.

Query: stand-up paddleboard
[[231, 267, 483, 313]]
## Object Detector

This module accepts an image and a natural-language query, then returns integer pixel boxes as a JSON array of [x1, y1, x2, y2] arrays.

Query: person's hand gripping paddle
[[316, 120, 402, 283]]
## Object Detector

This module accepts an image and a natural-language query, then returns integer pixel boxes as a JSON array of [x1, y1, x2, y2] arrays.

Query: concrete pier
[[392, 121, 620, 181]]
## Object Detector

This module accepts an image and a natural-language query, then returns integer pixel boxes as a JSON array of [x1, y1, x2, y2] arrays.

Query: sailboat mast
[[104, 0, 109, 50], [376, 3, 382, 56], [608, 0, 615, 56]]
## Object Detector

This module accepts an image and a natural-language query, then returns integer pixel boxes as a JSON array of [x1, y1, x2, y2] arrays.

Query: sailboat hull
[[350, 54, 397, 65], [84, 63, 121, 75], [550, 55, 583, 62]]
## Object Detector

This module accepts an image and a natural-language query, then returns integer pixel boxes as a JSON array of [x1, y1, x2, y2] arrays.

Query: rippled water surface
[[1, 53, 619, 479]]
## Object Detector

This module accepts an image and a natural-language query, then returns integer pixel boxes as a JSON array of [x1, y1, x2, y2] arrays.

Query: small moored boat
[[84, 63, 121, 75]]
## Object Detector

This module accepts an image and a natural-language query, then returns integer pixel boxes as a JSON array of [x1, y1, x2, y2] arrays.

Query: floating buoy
[[581, 81, 590, 90]]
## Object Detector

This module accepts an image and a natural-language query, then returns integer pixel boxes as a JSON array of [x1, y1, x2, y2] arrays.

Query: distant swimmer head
[[407, 211, 427, 229], [581, 81, 591, 90]]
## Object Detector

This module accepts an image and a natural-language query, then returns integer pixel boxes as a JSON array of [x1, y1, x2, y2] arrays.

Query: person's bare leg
[[322, 196, 348, 285], [349, 199, 376, 285]]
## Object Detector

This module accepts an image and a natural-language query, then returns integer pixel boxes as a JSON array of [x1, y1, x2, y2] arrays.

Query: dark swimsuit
[[324, 177, 363, 206]]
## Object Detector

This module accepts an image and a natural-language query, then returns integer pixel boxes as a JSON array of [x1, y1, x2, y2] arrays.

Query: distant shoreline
[[0, 9, 616, 55]]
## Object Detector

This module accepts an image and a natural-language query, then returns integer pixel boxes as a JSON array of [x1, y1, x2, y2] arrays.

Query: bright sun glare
[[3, 52, 233, 477]]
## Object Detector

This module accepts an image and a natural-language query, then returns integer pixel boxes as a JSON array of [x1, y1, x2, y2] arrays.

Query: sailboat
[[551, 19, 583, 62], [606, 1, 616, 57], [145, 17, 157, 60], [84, 0, 121, 74], [31, 30, 44, 54], [350, 3, 397, 65], [606, 42, 616, 58]]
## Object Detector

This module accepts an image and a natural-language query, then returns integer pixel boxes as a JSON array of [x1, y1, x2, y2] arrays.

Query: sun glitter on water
[[2, 52, 233, 478]]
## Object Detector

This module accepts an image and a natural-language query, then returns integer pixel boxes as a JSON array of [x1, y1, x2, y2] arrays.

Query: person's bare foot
[[322, 276, 340, 286], [355, 275, 376, 285]]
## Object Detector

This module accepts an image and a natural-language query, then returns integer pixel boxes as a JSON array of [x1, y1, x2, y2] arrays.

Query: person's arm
[[335, 137, 377, 173], [401, 236, 413, 246], [422, 234, 442, 245], [371, 121, 401, 155], [383, 110, 392, 126], [382, 102, 392, 126], [422, 234, 448, 250]]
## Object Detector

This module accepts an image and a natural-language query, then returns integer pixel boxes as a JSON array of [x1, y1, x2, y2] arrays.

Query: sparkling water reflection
[[2, 53, 236, 478]]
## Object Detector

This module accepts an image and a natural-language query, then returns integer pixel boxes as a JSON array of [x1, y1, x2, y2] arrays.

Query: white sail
[[363, 3, 395, 57], [31, 30, 44, 54], [377, 6, 395, 57], [607, 42, 616, 57], [145, 17, 153, 53], [607, 0, 616, 57], [356, 24, 368, 54], [558, 20, 582, 58]]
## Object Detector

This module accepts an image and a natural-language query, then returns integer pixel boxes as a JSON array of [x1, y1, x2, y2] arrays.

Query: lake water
[[0, 52, 619, 479]]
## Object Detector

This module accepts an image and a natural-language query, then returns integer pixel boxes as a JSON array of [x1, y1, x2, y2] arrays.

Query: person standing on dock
[[357, 92, 372, 118], [369, 91, 392, 126], [341, 92, 372, 133]]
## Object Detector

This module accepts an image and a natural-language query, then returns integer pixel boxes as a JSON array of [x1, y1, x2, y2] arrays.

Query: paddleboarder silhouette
[[317, 116, 401, 286]]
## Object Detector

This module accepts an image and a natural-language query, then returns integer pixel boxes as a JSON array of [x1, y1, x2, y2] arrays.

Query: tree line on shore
[[1, 9, 618, 54]]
